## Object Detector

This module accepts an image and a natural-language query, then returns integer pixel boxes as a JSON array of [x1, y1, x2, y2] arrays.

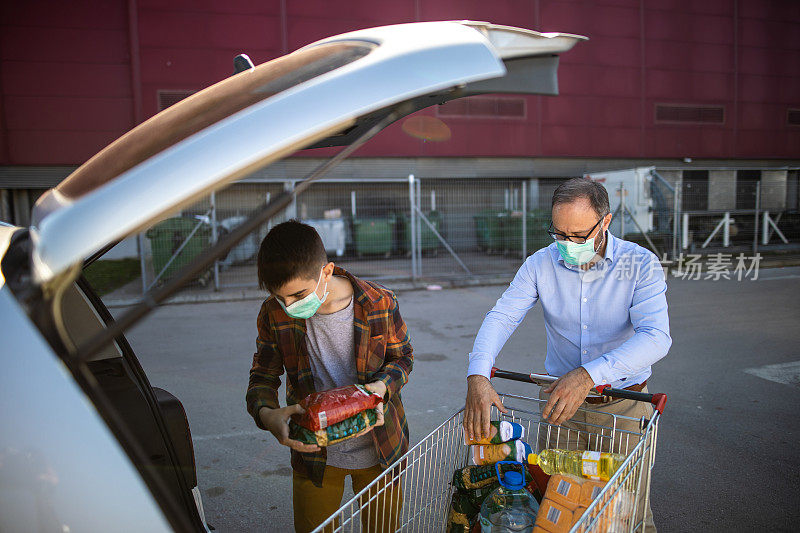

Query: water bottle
[[479, 461, 539, 533]]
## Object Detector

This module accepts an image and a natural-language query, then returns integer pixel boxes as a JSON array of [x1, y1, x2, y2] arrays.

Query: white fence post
[[210, 191, 220, 291], [409, 174, 417, 280]]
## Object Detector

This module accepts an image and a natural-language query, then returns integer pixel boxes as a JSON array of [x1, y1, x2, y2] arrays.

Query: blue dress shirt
[[468, 231, 671, 388]]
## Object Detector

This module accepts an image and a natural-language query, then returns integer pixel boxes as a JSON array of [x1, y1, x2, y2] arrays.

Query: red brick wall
[[1, 0, 798, 165]]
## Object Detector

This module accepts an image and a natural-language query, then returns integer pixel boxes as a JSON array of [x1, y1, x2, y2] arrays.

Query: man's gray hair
[[551, 177, 610, 217]]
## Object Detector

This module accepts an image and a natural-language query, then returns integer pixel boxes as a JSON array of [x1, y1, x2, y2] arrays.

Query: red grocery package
[[526, 462, 550, 500], [292, 384, 383, 431]]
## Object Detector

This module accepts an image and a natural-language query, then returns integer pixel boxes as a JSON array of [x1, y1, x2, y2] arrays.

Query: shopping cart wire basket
[[313, 368, 667, 533]]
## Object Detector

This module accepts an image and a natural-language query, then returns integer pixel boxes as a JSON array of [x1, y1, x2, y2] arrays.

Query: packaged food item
[[465, 482, 501, 511], [289, 408, 379, 447], [453, 463, 503, 491], [463, 420, 525, 445], [573, 506, 628, 533], [545, 474, 583, 510], [292, 384, 383, 431], [576, 478, 634, 520], [452, 463, 534, 511], [447, 492, 479, 533], [579, 479, 606, 507], [533, 499, 574, 533], [602, 489, 635, 521], [471, 440, 533, 465], [536, 476, 633, 533], [525, 463, 550, 502]]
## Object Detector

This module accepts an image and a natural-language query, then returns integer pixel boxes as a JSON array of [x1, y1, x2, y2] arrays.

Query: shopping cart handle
[[490, 367, 668, 414], [595, 384, 668, 414], [490, 367, 557, 388]]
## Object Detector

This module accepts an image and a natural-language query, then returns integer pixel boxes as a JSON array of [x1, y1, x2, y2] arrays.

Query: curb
[[104, 275, 515, 308]]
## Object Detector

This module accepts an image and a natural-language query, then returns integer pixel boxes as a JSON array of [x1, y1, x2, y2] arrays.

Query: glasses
[[547, 215, 606, 244]]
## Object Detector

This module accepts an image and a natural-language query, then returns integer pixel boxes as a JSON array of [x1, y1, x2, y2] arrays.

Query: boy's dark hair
[[551, 177, 610, 217], [257, 220, 328, 292]]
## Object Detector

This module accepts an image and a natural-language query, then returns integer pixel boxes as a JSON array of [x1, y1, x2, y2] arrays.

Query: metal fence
[[130, 176, 546, 294], [664, 169, 800, 279], [86, 168, 799, 299]]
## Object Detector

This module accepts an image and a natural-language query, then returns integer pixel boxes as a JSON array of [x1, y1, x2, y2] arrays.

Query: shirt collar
[[604, 230, 617, 263]]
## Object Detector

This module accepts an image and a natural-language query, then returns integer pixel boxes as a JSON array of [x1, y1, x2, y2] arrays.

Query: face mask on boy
[[278, 268, 329, 319]]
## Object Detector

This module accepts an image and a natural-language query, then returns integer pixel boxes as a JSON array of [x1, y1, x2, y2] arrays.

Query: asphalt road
[[123, 266, 800, 532]]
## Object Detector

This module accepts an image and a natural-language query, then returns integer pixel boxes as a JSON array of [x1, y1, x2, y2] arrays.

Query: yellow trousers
[[292, 464, 403, 533]]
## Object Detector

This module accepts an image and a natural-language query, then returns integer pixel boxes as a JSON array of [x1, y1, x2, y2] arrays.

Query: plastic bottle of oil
[[526, 449, 624, 482]]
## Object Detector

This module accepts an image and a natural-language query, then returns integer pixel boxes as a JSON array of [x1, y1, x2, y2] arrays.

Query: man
[[246, 220, 412, 533], [464, 177, 670, 532]]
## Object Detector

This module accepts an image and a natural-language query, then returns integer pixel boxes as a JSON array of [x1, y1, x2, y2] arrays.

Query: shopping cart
[[314, 368, 667, 533]]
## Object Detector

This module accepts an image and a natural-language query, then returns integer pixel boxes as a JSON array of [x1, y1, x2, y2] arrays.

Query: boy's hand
[[374, 402, 385, 427], [365, 380, 388, 401], [259, 405, 321, 453], [363, 382, 386, 431]]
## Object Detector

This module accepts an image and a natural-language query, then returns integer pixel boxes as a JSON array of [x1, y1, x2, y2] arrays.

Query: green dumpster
[[352, 215, 396, 256], [504, 210, 552, 254], [401, 210, 442, 253], [146, 216, 212, 282], [473, 210, 507, 253]]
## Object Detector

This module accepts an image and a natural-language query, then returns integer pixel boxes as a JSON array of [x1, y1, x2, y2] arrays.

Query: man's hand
[[464, 375, 508, 443], [542, 367, 595, 426], [259, 405, 321, 453]]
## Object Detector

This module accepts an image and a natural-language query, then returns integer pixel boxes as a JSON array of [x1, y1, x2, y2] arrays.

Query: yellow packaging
[[572, 506, 628, 533], [470, 440, 531, 465], [545, 474, 583, 509], [582, 484, 634, 521], [607, 489, 635, 520], [534, 499, 574, 533], [579, 479, 607, 507]]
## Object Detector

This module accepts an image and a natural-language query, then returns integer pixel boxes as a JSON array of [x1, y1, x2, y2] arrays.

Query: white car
[[0, 21, 584, 531]]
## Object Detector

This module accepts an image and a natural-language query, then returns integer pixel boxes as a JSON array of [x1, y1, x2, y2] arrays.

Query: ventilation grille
[[157, 90, 196, 111], [438, 96, 526, 118], [655, 104, 724, 124], [788, 109, 800, 126]]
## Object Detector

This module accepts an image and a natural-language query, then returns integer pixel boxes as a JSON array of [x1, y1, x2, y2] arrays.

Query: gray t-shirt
[[305, 292, 379, 469]]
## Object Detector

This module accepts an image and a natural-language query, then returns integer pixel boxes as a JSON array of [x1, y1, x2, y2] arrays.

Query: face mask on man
[[556, 226, 605, 266], [277, 268, 329, 319]]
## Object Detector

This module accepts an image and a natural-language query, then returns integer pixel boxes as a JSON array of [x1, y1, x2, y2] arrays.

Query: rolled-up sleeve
[[468, 257, 539, 378], [372, 292, 413, 400], [246, 302, 284, 429], [582, 253, 672, 385]]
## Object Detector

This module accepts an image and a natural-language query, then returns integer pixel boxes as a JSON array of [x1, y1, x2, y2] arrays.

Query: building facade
[[1, 1, 798, 272]]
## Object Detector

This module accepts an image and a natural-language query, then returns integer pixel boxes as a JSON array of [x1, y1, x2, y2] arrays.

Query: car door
[[58, 272, 209, 531]]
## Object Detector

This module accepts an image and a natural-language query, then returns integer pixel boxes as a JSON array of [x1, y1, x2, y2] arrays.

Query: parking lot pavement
[[123, 266, 800, 532]]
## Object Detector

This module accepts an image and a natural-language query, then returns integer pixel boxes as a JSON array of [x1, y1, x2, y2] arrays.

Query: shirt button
[[583, 324, 588, 330], [583, 298, 588, 302]]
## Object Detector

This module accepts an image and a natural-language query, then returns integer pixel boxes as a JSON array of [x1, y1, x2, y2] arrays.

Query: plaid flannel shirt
[[246, 266, 413, 487]]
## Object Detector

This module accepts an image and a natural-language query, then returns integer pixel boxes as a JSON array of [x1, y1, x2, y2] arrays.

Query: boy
[[246, 220, 413, 533]]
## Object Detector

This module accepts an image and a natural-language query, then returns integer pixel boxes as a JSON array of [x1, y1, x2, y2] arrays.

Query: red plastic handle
[[650, 393, 667, 414]]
